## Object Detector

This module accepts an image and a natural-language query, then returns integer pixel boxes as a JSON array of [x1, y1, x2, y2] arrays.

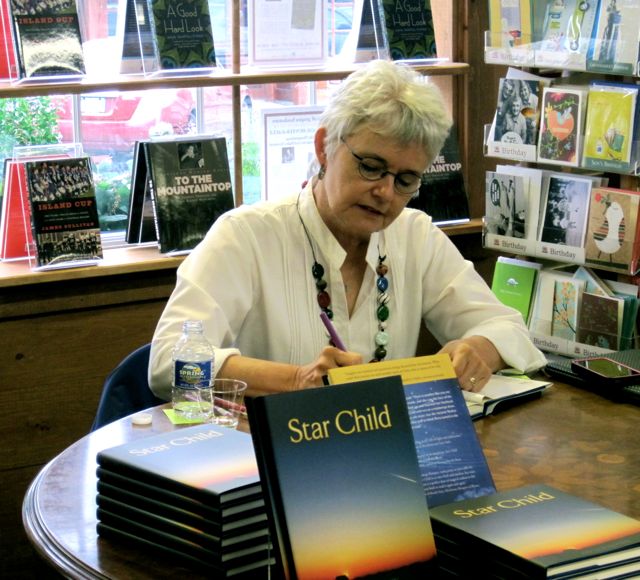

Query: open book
[[463, 374, 551, 420]]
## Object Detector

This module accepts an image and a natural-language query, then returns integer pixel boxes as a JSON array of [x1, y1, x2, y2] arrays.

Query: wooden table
[[23, 381, 640, 579]]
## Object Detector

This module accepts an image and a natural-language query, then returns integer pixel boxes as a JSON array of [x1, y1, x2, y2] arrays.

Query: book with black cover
[[24, 156, 103, 269], [430, 484, 640, 579], [146, 0, 216, 70], [375, 0, 436, 61], [96, 424, 262, 508], [141, 136, 234, 254], [9, 0, 85, 79], [246, 375, 438, 580], [407, 128, 470, 227], [125, 141, 157, 244]]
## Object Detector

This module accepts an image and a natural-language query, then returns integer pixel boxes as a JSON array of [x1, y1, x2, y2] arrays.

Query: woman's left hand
[[438, 337, 503, 392]]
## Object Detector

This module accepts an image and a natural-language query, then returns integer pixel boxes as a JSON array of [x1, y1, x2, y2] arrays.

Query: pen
[[319, 311, 347, 351]]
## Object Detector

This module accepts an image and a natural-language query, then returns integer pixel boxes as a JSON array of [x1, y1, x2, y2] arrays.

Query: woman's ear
[[314, 127, 328, 167]]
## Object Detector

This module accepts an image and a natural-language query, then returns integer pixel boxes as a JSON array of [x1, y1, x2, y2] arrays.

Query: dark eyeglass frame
[[340, 137, 423, 196]]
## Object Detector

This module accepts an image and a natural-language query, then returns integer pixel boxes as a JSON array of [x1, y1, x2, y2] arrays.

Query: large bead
[[374, 345, 387, 360], [311, 263, 324, 279], [376, 276, 389, 292], [376, 263, 388, 276], [317, 291, 331, 309], [375, 331, 389, 346], [377, 291, 389, 305], [315, 278, 327, 291], [376, 304, 389, 322]]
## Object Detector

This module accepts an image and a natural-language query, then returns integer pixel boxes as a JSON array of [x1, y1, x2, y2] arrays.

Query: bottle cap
[[131, 412, 153, 426]]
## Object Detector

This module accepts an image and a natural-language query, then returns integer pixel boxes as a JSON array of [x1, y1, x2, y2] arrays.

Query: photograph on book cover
[[249, 0, 326, 66], [538, 174, 591, 247], [485, 171, 527, 238], [584, 187, 640, 273], [261, 106, 323, 202]]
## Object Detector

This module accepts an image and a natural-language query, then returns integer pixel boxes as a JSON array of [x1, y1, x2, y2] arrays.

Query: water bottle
[[172, 320, 214, 420]]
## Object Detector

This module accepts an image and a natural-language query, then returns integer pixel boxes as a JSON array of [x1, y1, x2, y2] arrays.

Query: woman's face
[[314, 127, 429, 248]]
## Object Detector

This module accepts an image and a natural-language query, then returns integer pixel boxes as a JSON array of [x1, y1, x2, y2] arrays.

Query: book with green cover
[[142, 136, 234, 254], [430, 484, 640, 579], [375, 0, 436, 61], [146, 0, 216, 70], [491, 256, 542, 324], [246, 375, 438, 580]]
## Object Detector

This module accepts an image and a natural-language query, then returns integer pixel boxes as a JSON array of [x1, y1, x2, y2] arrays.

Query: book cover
[[0, 159, 32, 260], [10, 0, 85, 78], [116, 0, 159, 73], [576, 291, 624, 350], [584, 186, 640, 274], [551, 278, 585, 341], [328, 355, 496, 507], [538, 173, 591, 248], [537, 86, 586, 167], [407, 128, 470, 227], [96, 423, 262, 507], [491, 256, 542, 323], [375, 0, 436, 61], [587, 0, 640, 75], [24, 156, 103, 269], [582, 83, 639, 172], [485, 170, 527, 238], [0, 0, 17, 79], [143, 136, 234, 254], [430, 484, 640, 579], [125, 141, 157, 244], [246, 375, 439, 580], [147, 0, 216, 70]]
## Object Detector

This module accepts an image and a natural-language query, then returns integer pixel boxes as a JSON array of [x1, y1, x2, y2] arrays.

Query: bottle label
[[174, 360, 212, 389]]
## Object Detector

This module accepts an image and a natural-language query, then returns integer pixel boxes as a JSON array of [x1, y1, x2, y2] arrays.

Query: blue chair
[[91, 343, 165, 431]]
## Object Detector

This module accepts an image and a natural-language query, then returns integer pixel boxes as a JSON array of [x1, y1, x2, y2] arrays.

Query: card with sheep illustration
[[585, 187, 640, 275]]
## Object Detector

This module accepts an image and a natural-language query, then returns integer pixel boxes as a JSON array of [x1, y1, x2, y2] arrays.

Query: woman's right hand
[[294, 346, 363, 389]]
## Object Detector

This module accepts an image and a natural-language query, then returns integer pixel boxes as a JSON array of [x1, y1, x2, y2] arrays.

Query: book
[[551, 277, 585, 341], [430, 484, 640, 579], [582, 82, 639, 173], [146, 0, 216, 70], [328, 355, 496, 507], [375, 0, 437, 61], [587, 0, 640, 75], [538, 173, 592, 248], [462, 374, 551, 420], [96, 423, 262, 507], [140, 136, 235, 254], [584, 186, 640, 275], [575, 291, 624, 350], [491, 256, 542, 324], [537, 86, 587, 167], [9, 0, 86, 79], [0, 159, 32, 260], [485, 170, 527, 238], [407, 128, 470, 226], [116, 0, 158, 74], [125, 141, 158, 244], [0, 0, 17, 79], [24, 156, 103, 269], [246, 375, 439, 580]]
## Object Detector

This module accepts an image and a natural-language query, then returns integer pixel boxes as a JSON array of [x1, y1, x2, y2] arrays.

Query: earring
[[318, 165, 326, 179]]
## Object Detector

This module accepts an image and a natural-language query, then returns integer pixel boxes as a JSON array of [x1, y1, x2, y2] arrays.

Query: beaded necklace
[[296, 192, 390, 362]]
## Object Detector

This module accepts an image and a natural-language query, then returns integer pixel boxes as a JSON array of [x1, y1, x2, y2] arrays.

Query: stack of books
[[95, 424, 273, 577], [430, 484, 640, 579]]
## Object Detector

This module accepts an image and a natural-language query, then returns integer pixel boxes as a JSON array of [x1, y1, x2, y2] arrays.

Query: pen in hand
[[319, 311, 347, 351]]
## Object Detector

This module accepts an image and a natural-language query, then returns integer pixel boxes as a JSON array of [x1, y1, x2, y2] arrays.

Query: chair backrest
[[91, 343, 165, 431]]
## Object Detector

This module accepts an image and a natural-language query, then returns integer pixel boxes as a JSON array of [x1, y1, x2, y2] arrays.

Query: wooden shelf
[[0, 62, 469, 98]]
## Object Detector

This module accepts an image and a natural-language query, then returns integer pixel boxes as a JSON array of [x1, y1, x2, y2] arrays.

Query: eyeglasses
[[341, 137, 423, 196]]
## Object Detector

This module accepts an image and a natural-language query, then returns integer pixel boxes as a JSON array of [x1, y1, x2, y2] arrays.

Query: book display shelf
[[481, 0, 640, 359]]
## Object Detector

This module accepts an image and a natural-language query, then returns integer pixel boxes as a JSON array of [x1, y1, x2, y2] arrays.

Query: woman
[[149, 60, 546, 399]]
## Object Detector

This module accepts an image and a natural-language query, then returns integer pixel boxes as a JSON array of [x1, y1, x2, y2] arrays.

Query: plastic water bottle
[[172, 320, 214, 420]]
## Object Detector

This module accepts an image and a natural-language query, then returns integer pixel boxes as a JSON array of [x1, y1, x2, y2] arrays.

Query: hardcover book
[[537, 86, 587, 167], [246, 375, 439, 580], [430, 484, 640, 579], [9, 0, 86, 78], [125, 141, 158, 244], [0, 0, 17, 79], [491, 255, 542, 324], [584, 186, 640, 275], [407, 128, 470, 227], [328, 355, 496, 507], [96, 423, 262, 508], [375, 0, 436, 61], [24, 156, 103, 269], [582, 82, 639, 173], [141, 136, 235, 254], [0, 159, 32, 260], [146, 0, 216, 70], [587, 0, 640, 75], [575, 291, 624, 350]]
